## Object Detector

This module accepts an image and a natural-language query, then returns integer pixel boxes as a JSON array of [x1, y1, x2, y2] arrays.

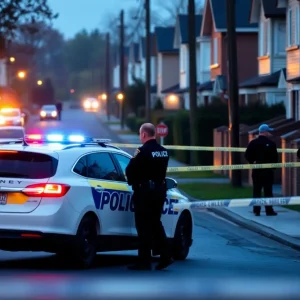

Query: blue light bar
[[25, 134, 111, 145]]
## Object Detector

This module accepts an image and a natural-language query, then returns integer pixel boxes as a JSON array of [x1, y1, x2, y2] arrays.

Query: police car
[[0, 134, 194, 269]]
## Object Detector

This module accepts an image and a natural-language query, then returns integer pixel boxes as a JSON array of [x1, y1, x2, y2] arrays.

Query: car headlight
[[92, 101, 99, 108], [51, 111, 57, 117], [0, 117, 5, 125], [40, 111, 46, 117], [84, 101, 91, 108]]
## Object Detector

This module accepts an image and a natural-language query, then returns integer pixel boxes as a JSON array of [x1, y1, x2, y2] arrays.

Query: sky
[[48, 0, 205, 39], [48, 0, 155, 39]]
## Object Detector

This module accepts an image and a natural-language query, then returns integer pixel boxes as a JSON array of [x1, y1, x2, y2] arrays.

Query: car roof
[[42, 104, 56, 108], [0, 126, 24, 130], [0, 142, 131, 156]]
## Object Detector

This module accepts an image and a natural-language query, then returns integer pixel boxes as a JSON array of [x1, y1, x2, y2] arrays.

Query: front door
[[86, 152, 133, 236]]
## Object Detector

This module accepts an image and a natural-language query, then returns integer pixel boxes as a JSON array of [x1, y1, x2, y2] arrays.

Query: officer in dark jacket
[[125, 123, 173, 271], [245, 124, 278, 216], [56, 102, 62, 120]]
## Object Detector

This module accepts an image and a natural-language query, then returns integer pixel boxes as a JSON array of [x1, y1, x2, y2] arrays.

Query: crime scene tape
[[173, 196, 300, 211], [110, 143, 297, 153], [167, 161, 300, 172]]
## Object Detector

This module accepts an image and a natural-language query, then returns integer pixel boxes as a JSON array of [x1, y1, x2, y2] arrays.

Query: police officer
[[125, 123, 173, 271], [56, 102, 62, 120], [245, 124, 278, 216]]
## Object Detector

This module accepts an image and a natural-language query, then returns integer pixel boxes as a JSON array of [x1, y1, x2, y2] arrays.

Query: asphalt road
[[0, 108, 298, 299]]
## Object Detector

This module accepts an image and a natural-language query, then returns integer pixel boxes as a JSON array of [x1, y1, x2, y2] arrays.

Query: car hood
[[167, 188, 190, 203]]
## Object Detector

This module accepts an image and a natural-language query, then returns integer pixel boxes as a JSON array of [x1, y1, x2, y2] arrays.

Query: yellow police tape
[[110, 143, 297, 153], [166, 162, 300, 173]]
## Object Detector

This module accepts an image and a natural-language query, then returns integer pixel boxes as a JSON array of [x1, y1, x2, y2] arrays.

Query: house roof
[[161, 83, 179, 93], [261, 0, 286, 17], [202, 0, 258, 35], [178, 14, 203, 43], [239, 69, 283, 88], [198, 80, 214, 91], [155, 27, 178, 53]]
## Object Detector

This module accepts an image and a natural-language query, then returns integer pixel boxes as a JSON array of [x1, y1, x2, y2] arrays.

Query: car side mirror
[[165, 177, 177, 190]]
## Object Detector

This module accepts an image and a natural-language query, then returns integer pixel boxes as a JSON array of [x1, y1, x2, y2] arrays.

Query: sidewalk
[[98, 113, 300, 251]]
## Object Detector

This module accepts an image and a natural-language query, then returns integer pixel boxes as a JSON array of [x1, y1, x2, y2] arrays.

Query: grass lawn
[[104, 121, 120, 125], [115, 129, 134, 135], [168, 171, 226, 179], [179, 183, 300, 213], [179, 183, 252, 200]]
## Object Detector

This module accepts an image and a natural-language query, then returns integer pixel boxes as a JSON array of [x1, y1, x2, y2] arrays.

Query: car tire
[[73, 215, 97, 269], [172, 212, 192, 260]]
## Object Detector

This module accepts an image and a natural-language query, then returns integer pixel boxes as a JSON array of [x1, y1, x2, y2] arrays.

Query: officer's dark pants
[[132, 187, 170, 265], [252, 170, 275, 214]]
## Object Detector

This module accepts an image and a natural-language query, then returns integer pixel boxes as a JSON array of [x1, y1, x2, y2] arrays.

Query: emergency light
[[24, 134, 111, 145]]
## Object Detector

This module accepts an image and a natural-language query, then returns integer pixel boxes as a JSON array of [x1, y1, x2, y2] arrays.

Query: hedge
[[125, 101, 286, 165]]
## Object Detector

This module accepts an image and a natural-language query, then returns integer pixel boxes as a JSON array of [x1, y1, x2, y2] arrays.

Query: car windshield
[[42, 106, 56, 110], [0, 129, 24, 139], [0, 110, 19, 117]]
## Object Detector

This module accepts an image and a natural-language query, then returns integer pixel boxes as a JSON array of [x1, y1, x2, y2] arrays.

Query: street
[[0, 108, 298, 299]]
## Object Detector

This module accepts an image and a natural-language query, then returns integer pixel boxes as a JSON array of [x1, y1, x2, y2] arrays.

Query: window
[[73, 156, 88, 177], [86, 152, 119, 181], [113, 154, 130, 181], [295, 6, 300, 45], [213, 38, 218, 64], [0, 151, 58, 179], [287, 8, 293, 46], [114, 154, 130, 175], [274, 21, 286, 55], [259, 19, 269, 56]]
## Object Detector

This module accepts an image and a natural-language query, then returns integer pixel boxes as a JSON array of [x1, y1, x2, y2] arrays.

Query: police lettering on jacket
[[152, 151, 168, 158], [92, 188, 178, 215]]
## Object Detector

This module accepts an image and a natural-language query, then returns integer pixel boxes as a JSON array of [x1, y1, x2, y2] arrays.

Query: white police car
[[0, 134, 194, 268]]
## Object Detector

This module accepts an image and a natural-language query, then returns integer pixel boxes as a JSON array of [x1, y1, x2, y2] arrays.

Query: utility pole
[[145, 0, 151, 122], [105, 32, 111, 120], [120, 10, 125, 129], [188, 0, 198, 165], [226, 0, 241, 187]]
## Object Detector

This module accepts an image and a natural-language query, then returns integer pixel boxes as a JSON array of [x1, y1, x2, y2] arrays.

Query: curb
[[178, 189, 300, 252]]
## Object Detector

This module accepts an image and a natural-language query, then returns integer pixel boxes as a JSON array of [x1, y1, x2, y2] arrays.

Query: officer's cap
[[258, 124, 274, 133]]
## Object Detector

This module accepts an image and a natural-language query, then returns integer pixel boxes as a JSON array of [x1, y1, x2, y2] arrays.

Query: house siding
[[162, 54, 179, 90], [157, 53, 163, 95], [151, 57, 157, 86], [222, 33, 258, 83], [180, 44, 189, 89], [210, 31, 222, 80], [286, 0, 300, 80]]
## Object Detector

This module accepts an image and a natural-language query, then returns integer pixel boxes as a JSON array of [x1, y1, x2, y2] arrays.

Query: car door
[[86, 151, 133, 236], [110, 153, 135, 234]]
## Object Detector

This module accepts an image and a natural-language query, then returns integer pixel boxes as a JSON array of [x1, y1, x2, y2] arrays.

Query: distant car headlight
[[51, 111, 57, 117], [92, 101, 99, 108], [40, 111, 46, 117], [84, 101, 91, 109]]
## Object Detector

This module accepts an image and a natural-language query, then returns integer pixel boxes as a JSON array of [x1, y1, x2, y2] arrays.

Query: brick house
[[200, 0, 259, 102], [239, 0, 287, 106]]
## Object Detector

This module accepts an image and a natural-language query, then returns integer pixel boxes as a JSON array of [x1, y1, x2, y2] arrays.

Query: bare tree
[[153, 0, 204, 25]]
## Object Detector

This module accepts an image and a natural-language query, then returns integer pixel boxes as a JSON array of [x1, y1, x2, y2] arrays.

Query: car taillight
[[22, 183, 70, 197]]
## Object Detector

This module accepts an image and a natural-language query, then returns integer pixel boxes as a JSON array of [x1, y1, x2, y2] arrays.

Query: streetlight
[[9, 57, 15, 63], [101, 93, 107, 100], [37, 80, 43, 86], [117, 92, 124, 101], [17, 70, 26, 79]]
